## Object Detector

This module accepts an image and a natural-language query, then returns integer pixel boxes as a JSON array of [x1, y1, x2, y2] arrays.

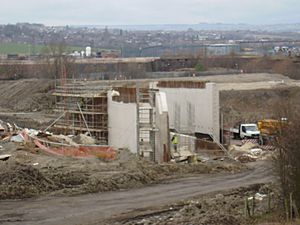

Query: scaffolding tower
[[136, 85, 156, 159], [53, 79, 111, 144]]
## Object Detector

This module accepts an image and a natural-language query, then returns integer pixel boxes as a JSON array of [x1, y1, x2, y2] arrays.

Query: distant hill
[[75, 23, 300, 32]]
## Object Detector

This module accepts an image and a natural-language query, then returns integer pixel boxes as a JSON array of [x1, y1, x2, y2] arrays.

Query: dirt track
[[0, 161, 274, 225]]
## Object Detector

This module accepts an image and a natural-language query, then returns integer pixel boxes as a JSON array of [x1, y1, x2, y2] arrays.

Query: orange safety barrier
[[34, 139, 116, 160]]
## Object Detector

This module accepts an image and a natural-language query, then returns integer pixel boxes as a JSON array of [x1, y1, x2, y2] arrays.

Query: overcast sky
[[0, 0, 299, 26]]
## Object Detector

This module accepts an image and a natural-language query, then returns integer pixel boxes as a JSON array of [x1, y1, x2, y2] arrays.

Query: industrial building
[[52, 79, 220, 163], [206, 44, 240, 56]]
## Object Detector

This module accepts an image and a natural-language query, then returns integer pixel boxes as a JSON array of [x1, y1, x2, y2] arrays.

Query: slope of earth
[[0, 79, 54, 112], [220, 86, 300, 126], [0, 79, 55, 128]]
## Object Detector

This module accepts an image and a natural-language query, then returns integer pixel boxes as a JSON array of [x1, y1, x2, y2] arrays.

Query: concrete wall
[[107, 91, 138, 153], [158, 83, 220, 142], [154, 92, 170, 163]]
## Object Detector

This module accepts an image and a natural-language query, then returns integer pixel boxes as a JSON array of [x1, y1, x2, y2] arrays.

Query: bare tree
[[274, 102, 300, 220], [40, 42, 76, 80]]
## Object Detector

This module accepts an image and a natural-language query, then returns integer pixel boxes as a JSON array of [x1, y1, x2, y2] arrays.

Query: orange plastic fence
[[34, 139, 116, 160]]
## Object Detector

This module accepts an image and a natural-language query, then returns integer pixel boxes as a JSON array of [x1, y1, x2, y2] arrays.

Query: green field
[[0, 42, 84, 55]]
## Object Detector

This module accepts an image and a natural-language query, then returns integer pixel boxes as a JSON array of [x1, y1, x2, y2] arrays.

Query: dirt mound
[[0, 145, 245, 200], [82, 158, 244, 195], [0, 79, 54, 112], [0, 162, 58, 199]]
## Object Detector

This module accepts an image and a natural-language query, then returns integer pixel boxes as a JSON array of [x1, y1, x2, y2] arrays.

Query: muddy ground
[[0, 141, 245, 200], [0, 73, 292, 224], [107, 184, 280, 225], [0, 160, 274, 225]]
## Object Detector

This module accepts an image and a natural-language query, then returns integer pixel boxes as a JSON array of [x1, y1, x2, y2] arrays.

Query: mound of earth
[[0, 161, 58, 199], [0, 79, 54, 112], [0, 144, 245, 200]]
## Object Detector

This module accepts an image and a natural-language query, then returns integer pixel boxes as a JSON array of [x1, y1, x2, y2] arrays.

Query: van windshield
[[244, 125, 258, 132]]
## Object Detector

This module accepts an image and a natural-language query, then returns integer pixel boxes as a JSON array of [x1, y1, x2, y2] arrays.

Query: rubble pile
[[0, 162, 58, 199], [73, 134, 96, 145], [229, 142, 273, 163]]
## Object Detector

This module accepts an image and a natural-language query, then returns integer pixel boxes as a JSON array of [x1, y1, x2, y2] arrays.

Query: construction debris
[[229, 142, 268, 163], [235, 154, 257, 163], [0, 119, 116, 160], [172, 149, 195, 162], [47, 134, 79, 147], [73, 133, 96, 145], [10, 134, 25, 143], [0, 154, 10, 161], [248, 193, 267, 201], [0, 124, 4, 133]]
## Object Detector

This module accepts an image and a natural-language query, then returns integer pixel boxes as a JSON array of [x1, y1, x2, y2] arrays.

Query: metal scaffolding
[[52, 79, 111, 144]]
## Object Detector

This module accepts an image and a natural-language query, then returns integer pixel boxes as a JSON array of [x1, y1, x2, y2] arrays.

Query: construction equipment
[[258, 118, 287, 136], [257, 118, 288, 146]]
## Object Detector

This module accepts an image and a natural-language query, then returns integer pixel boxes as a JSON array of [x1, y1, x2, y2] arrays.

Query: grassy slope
[[0, 42, 83, 55]]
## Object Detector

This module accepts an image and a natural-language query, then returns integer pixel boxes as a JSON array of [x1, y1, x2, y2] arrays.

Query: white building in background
[[86, 46, 92, 57]]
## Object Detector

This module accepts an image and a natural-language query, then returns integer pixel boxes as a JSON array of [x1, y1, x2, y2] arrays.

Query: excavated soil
[[0, 162, 58, 199], [0, 79, 54, 112], [0, 79, 55, 129], [0, 143, 245, 200]]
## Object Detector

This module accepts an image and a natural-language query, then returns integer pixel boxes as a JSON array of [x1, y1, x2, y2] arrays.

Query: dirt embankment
[[0, 79, 54, 112], [0, 79, 55, 129], [220, 86, 300, 127], [0, 143, 245, 200]]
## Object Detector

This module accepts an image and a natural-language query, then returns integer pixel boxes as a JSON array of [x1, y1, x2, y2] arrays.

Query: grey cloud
[[0, 0, 299, 25]]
